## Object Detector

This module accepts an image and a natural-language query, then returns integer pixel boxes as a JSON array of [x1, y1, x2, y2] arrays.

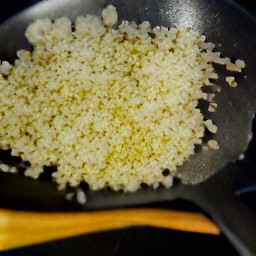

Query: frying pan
[[0, 0, 256, 255]]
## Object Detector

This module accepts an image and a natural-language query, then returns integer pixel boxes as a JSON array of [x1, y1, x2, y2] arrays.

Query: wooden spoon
[[0, 208, 219, 251]]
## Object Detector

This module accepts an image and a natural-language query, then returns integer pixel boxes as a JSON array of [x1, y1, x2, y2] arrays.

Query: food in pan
[[0, 5, 244, 193]]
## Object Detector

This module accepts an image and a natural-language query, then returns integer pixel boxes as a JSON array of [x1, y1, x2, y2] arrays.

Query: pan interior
[[0, 0, 255, 190]]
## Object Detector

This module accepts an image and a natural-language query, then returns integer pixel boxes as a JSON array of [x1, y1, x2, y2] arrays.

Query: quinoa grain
[[0, 6, 244, 192]]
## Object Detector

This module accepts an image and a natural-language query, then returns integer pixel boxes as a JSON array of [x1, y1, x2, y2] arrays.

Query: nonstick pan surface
[[0, 0, 256, 255]]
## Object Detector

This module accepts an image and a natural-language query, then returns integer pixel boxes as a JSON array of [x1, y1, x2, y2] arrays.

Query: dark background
[[0, 1, 255, 255]]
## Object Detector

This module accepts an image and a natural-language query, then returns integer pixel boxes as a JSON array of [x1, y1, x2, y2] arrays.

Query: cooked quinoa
[[0, 5, 244, 192]]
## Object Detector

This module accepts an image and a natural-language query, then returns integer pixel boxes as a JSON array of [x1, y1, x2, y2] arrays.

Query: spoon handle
[[188, 160, 256, 256], [0, 207, 219, 251]]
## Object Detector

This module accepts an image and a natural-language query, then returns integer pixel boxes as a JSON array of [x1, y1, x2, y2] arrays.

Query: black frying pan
[[0, 0, 256, 255]]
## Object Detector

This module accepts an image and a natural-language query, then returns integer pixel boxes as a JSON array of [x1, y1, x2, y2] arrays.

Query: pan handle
[[186, 160, 256, 256]]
